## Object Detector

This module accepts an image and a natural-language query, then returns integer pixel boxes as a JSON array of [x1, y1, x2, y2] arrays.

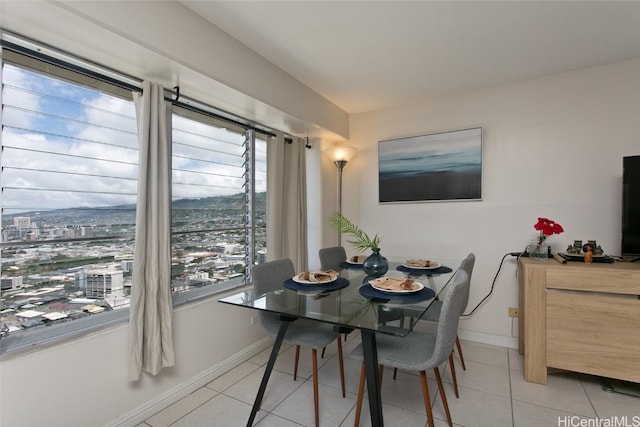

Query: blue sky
[[1, 63, 266, 214]]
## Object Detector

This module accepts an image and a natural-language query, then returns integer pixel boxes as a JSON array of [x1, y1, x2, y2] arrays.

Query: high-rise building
[[1, 276, 23, 290], [13, 217, 30, 228], [85, 268, 124, 298], [120, 260, 134, 273]]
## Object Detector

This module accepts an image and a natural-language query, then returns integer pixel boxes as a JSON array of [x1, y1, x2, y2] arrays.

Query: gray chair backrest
[[459, 253, 475, 311], [460, 253, 475, 280], [252, 258, 296, 332], [319, 246, 347, 270], [429, 269, 470, 367], [252, 258, 295, 295]]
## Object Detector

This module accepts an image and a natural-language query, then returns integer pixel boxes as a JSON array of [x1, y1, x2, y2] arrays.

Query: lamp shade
[[323, 146, 358, 163]]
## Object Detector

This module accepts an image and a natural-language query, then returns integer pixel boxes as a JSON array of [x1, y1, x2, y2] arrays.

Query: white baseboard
[[106, 337, 272, 427], [457, 329, 519, 349], [413, 321, 519, 350]]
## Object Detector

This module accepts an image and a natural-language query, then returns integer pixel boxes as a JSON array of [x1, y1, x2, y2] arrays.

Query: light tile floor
[[138, 334, 640, 427]]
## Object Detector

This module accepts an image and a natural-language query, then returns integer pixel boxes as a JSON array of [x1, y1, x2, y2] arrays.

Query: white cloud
[[2, 66, 265, 213]]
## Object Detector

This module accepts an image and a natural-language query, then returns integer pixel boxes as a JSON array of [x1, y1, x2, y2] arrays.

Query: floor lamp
[[323, 146, 358, 245]]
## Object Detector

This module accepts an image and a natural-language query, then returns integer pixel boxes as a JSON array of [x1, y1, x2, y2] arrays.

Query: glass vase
[[528, 242, 549, 260], [363, 248, 389, 277]]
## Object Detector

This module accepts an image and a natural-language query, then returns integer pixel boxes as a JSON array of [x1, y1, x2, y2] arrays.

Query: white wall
[[334, 58, 640, 343], [0, 292, 268, 427]]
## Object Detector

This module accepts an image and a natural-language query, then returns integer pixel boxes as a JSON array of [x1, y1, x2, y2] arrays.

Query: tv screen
[[622, 155, 640, 257]]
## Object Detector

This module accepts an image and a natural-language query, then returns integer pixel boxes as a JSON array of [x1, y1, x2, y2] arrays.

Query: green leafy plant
[[329, 213, 380, 252]]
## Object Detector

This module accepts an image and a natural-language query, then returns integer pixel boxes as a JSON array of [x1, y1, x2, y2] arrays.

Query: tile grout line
[[507, 348, 516, 427]]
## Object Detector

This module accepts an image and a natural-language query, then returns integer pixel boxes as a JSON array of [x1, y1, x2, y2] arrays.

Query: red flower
[[534, 217, 564, 244]]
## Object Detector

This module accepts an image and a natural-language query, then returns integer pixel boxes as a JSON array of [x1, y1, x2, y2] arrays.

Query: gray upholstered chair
[[252, 258, 346, 427], [419, 253, 475, 398], [350, 269, 470, 427], [318, 246, 347, 270], [318, 246, 352, 349]]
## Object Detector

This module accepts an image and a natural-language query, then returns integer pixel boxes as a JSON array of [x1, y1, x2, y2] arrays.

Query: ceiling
[[180, 1, 640, 114]]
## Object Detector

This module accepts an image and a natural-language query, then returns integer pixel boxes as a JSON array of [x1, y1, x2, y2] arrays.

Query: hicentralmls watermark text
[[558, 416, 640, 427]]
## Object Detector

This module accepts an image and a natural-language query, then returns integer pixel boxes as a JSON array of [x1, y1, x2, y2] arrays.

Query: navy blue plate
[[396, 265, 452, 276], [358, 283, 435, 302], [284, 277, 350, 292]]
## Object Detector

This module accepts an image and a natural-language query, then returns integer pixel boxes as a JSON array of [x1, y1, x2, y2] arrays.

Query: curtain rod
[[285, 136, 312, 149]]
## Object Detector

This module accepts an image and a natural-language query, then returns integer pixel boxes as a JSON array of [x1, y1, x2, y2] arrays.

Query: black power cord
[[461, 252, 520, 317]]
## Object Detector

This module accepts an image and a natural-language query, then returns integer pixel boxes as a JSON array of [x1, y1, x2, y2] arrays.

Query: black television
[[622, 155, 640, 257]]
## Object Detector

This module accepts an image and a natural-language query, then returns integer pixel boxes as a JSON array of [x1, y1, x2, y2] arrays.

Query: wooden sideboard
[[518, 257, 640, 384]]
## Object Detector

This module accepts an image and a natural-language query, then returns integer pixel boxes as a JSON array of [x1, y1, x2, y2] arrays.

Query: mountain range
[[2, 192, 266, 227]]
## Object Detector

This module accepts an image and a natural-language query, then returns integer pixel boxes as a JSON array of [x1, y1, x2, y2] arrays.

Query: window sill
[[0, 277, 247, 360]]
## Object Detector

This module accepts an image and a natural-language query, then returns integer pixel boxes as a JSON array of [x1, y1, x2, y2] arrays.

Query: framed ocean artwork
[[378, 127, 482, 203]]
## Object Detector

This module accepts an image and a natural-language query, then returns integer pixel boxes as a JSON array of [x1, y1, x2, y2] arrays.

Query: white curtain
[[129, 80, 175, 381], [266, 133, 308, 271]]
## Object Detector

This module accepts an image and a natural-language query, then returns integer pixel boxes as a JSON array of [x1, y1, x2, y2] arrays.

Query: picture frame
[[378, 127, 482, 203]]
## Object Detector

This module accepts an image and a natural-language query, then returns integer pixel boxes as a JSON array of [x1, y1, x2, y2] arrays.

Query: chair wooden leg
[[354, 362, 366, 427], [337, 338, 346, 397], [354, 362, 385, 427], [449, 353, 459, 398], [312, 349, 320, 427], [419, 371, 435, 427], [321, 346, 326, 358], [434, 367, 453, 427], [393, 367, 397, 380], [455, 335, 466, 370], [293, 345, 301, 381]]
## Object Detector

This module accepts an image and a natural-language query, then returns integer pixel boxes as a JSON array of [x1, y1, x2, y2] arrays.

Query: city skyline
[[0, 194, 267, 335]]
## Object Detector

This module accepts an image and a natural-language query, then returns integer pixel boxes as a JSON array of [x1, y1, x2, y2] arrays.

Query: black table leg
[[361, 329, 384, 427], [246, 320, 290, 426]]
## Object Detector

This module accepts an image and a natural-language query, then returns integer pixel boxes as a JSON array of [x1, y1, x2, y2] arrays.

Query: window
[[0, 45, 268, 351], [1, 53, 138, 340], [169, 108, 267, 294]]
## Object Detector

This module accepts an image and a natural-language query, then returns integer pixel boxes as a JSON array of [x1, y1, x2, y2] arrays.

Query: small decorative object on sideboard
[[560, 240, 611, 263], [528, 217, 564, 260], [581, 241, 605, 263], [566, 240, 583, 254], [588, 240, 604, 256], [566, 240, 605, 256], [583, 243, 594, 263]]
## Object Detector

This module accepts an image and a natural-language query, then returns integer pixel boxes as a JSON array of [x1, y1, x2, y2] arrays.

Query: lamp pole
[[323, 146, 358, 246], [334, 159, 348, 245]]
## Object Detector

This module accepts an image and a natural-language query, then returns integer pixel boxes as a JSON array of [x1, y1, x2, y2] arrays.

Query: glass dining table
[[219, 256, 461, 427]]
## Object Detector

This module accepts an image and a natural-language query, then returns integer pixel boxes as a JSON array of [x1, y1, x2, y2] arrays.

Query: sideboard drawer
[[546, 289, 640, 382], [546, 268, 640, 294]]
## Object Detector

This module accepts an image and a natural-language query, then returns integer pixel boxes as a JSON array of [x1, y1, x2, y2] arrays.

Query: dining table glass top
[[219, 256, 462, 337]]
